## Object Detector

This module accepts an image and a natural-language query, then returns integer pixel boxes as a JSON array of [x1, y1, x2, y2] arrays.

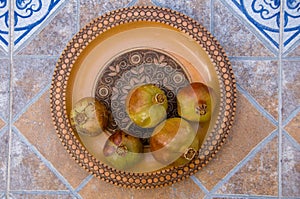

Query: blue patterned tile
[[223, 0, 300, 54], [0, 0, 9, 52], [213, 0, 274, 57], [17, 0, 77, 55], [283, 0, 300, 52], [0, 0, 67, 52]]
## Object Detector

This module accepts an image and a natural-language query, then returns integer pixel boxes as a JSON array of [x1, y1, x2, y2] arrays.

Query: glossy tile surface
[[1, 0, 299, 198]]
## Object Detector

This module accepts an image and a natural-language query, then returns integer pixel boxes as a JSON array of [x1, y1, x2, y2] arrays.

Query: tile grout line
[[6, 0, 14, 198], [207, 130, 278, 196], [12, 55, 59, 59], [11, 126, 83, 199], [127, 0, 139, 7], [282, 130, 300, 151], [74, 175, 93, 193], [211, 193, 280, 198], [190, 175, 209, 194], [150, 0, 163, 8], [11, 82, 51, 123], [282, 37, 300, 57], [282, 56, 300, 61], [236, 83, 278, 126], [229, 56, 279, 61], [9, 190, 71, 195], [0, 115, 7, 125], [278, 0, 285, 197], [282, 106, 300, 127], [0, 125, 9, 139]]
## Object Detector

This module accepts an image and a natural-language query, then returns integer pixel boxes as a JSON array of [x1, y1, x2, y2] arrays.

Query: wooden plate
[[50, 6, 237, 189]]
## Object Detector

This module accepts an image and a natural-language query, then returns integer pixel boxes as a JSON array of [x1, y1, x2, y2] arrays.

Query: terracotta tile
[[79, 176, 133, 199], [131, 188, 174, 199], [213, 0, 274, 57], [131, 178, 204, 199], [0, 119, 5, 130], [10, 131, 67, 190], [231, 60, 279, 120], [12, 57, 56, 118], [195, 93, 276, 190], [152, 0, 211, 29], [80, 0, 132, 28], [17, 0, 77, 56], [0, 131, 9, 191], [0, 58, 9, 120], [282, 60, 300, 121], [212, 197, 243, 199], [217, 136, 278, 196], [282, 135, 300, 197], [79, 175, 195, 199], [11, 193, 73, 199], [173, 178, 205, 199], [212, 197, 245, 199], [127, 182, 174, 199], [285, 112, 300, 144], [14, 92, 89, 188]]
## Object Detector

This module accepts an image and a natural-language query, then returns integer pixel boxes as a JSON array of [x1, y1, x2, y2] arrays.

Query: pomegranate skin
[[150, 118, 199, 167], [177, 82, 213, 123], [69, 97, 108, 136], [126, 84, 168, 128], [103, 130, 144, 170]]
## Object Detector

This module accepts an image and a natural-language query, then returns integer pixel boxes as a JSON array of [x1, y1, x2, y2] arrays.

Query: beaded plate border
[[50, 6, 237, 189]]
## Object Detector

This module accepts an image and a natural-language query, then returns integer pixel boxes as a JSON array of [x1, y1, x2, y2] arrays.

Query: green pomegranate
[[103, 130, 144, 170], [126, 84, 168, 128], [177, 82, 213, 122], [150, 118, 199, 167], [69, 97, 108, 136]]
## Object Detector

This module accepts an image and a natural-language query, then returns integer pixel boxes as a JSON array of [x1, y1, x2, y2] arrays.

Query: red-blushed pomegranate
[[177, 82, 213, 122], [125, 84, 168, 128], [150, 118, 199, 167], [103, 130, 144, 170], [69, 97, 108, 136]]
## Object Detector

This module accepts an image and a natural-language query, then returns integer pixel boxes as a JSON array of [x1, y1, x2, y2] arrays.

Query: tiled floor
[[0, 0, 299, 198]]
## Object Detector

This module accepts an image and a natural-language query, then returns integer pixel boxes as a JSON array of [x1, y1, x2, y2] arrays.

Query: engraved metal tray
[[50, 6, 237, 189]]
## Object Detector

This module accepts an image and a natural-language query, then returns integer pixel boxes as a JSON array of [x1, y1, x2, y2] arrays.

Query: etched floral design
[[95, 49, 190, 138]]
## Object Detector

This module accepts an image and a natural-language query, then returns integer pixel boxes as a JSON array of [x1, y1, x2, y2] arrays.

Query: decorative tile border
[[0, 0, 66, 52], [222, 0, 300, 54]]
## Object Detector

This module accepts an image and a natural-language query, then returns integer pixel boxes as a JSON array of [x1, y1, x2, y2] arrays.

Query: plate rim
[[50, 5, 237, 189]]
